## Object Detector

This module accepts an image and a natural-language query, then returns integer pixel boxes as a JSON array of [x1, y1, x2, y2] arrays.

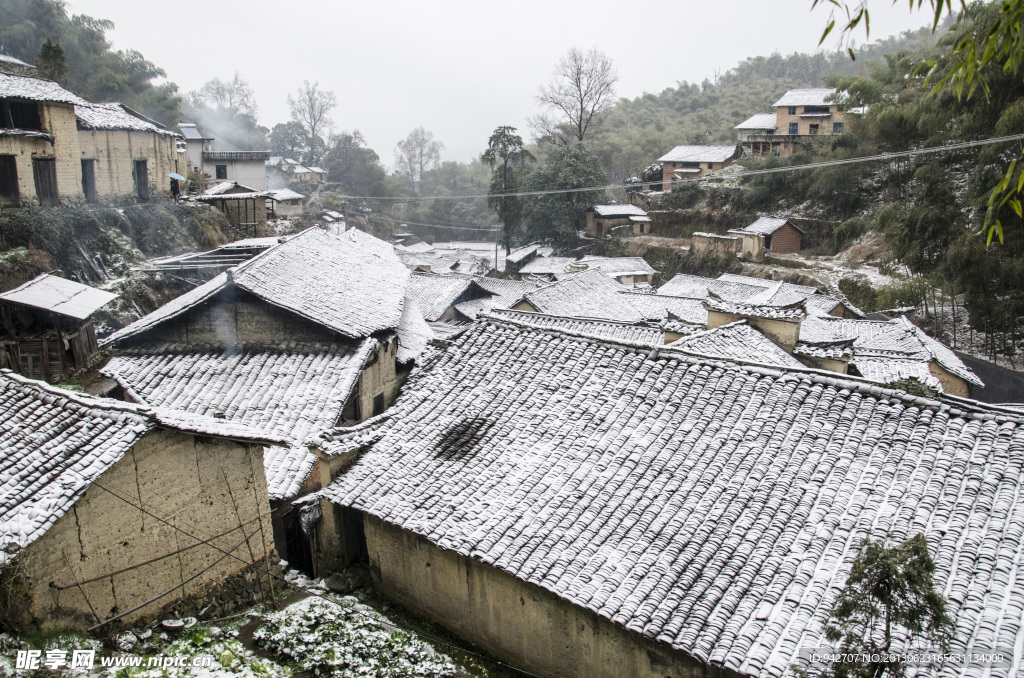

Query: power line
[[339, 132, 1024, 201], [89, 481, 543, 678], [372, 217, 497, 232]]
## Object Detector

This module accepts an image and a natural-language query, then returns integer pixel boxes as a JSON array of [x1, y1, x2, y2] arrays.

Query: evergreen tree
[[481, 126, 534, 254], [34, 38, 66, 84]]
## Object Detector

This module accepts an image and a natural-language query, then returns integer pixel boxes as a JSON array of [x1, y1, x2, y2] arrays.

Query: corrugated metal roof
[[0, 273, 116, 320]]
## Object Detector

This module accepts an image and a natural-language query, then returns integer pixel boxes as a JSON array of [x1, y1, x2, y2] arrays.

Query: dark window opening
[[134, 159, 149, 200], [81, 159, 97, 202], [215, 164, 227, 179], [0, 156, 18, 204], [372, 393, 385, 416], [832, 122, 844, 134], [1, 100, 41, 130], [809, 124, 820, 135], [787, 106, 797, 115], [788, 122, 798, 135], [765, 234, 773, 250], [32, 157, 58, 205], [804, 105, 830, 114]]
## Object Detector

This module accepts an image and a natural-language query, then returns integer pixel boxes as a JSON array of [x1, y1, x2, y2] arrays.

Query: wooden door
[[81, 159, 97, 202], [134, 159, 150, 200], [32, 157, 58, 205], [0, 155, 18, 204]]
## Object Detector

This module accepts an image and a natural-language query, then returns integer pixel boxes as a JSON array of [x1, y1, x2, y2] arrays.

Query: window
[[803, 105, 830, 114], [809, 124, 819, 135], [0, 156, 18, 204], [32, 158, 58, 205], [81, 159, 97, 203], [788, 122, 798, 135], [832, 122, 844, 134], [215, 164, 227, 179], [787, 106, 797, 115], [372, 393, 385, 416], [1, 100, 41, 131]]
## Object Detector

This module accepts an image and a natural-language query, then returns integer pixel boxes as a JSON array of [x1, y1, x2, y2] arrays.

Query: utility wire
[[372, 217, 497, 232], [341, 132, 1024, 201], [89, 481, 543, 678]]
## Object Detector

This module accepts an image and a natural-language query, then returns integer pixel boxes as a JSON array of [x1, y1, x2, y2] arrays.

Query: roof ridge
[[477, 318, 1023, 422]]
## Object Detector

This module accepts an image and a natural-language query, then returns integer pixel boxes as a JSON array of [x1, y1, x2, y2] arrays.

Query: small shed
[[585, 204, 650, 238], [267, 187, 305, 218], [0, 274, 116, 381], [194, 181, 269, 232], [728, 217, 803, 261]]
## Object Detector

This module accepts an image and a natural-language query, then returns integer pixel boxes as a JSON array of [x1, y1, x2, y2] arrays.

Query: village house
[[584, 204, 651, 237], [266, 156, 325, 188], [99, 227, 411, 574], [657, 144, 741, 191], [309, 314, 1024, 678], [728, 216, 803, 260], [404, 273, 497, 322], [0, 369, 283, 627], [735, 88, 858, 157], [75, 102, 183, 202], [0, 71, 184, 206], [266, 187, 305, 218], [180, 123, 269, 191], [194, 181, 271, 231], [0, 273, 116, 382], [0, 72, 87, 206], [511, 269, 644, 322], [573, 255, 657, 286]]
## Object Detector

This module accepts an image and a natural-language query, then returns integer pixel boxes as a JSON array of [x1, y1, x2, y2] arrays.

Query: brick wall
[[775, 106, 847, 137], [768, 224, 802, 254]]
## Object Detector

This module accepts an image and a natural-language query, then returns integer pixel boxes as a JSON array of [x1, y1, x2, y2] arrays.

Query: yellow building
[[656, 144, 740, 191], [735, 88, 858, 156]]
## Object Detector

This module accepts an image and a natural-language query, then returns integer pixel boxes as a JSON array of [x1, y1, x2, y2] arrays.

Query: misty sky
[[69, 0, 936, 166]]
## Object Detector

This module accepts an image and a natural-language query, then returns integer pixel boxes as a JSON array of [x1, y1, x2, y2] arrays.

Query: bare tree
[[288, 80, 337, 165], [394, 127, 444, 193], [194, 72, 258, 117], [532, 47, 618, 145]]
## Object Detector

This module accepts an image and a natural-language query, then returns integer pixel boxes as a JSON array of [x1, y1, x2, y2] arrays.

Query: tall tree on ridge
[[533, 47, 618, 146], [482, 126, 534, 255], [288, 80, 336, 166]]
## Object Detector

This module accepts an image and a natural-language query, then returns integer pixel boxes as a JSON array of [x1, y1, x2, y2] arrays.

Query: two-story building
[[179, 122, 269, 192], [735, 88, 851, 156]]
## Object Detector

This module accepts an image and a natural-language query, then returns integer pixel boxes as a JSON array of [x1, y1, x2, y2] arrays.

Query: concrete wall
[[0, 101, 84, 205], [18, 429, 274, 627], [738, 234, 765, 262], [359, 514, 740, 678], [691, 233, 739, 258], [77, 129, 181, 202], [204, 158, 267, 190], [661, 159, 733, 191]]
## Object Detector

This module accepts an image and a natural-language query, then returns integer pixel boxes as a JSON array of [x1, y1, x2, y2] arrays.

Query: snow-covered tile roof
[[490, 309, 664, 347], [729, 216, 799, 236], [231, 227, 409, 339], [518, 257, 575, 276], [0, 54, 32, 68], [404, 273, 477, 322], [0, 72, 86, 105], [0, 370, 281, 560], [705, 295, 807, 320], [403, 242, 435, 254], [717, 273, 816, 295], [793, 340, 854, 361], [101, 339, 374, 501], [0, 273, 116, 320], [397, 299, 433, 364], [268, 188, 305, 201], [75, 102, 176, 136], [519, 270, 642, 322], [657, 144, 739, 163], [506, 244, 540, 264], [850, 358, 942, 391], [576, 256, 656, 276], [591, 204, 648, 217], [426, 321, 470, 341], [799, 316, 982, 388], [735, 112, 778, 130], [657, 273, 765, 301], [773, 88, 837, 107], [454, 277, 542, 320], [620, 291, 707, 326], [319, 319, 1024, 678], [665, 320, 805, 369]]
